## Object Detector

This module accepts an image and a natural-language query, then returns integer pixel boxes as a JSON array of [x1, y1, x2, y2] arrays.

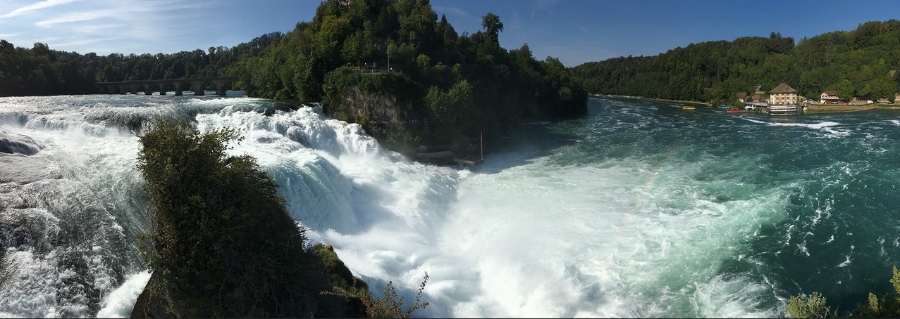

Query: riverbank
[[804, 103, 877, 114]]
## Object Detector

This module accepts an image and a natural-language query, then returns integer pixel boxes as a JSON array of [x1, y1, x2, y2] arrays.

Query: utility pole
[[480, 132, 483, 161]]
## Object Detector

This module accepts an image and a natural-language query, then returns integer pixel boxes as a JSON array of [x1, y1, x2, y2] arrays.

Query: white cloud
[[1, 0, 285, 55], [535, 0, 561, 15], [25, 0, 217, 54], [0, 0, 81, 19], [35, 8, 119, 27]]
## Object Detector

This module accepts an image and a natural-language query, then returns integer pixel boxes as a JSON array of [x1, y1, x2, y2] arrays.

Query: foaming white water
[[692, 274, 779, 318], [195, 107, 462, 310], [427, 153, 789, 317], [2, 95, 805, 317], [742, 118, 849, 137], [96, 271, 151, 318], [195, 106, 791, 317]]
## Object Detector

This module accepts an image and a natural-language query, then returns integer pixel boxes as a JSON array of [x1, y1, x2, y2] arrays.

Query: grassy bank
[[805, 103, 877, 114]]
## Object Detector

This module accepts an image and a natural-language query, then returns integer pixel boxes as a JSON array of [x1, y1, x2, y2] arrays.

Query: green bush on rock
[[131, 118, 370, 318]]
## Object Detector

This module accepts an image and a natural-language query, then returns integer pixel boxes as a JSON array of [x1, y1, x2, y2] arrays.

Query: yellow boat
[[682, 105, 695, 110]]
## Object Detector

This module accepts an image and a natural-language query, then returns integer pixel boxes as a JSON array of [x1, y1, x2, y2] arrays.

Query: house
[[820, 91, 840, 104], [736, 92, 748, 103], [751, 93, 765, 103], [769, 83, 798, 105]]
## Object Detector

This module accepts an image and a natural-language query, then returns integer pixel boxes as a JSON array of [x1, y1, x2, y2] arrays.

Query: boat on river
[[682, 105, 695, 110]]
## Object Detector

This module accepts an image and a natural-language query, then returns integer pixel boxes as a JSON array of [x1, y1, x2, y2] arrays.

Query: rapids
[[2, 94, 900, 317]]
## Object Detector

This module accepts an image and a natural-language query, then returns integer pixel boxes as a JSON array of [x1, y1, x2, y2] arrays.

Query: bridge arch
[[95, 77, 237, 96]]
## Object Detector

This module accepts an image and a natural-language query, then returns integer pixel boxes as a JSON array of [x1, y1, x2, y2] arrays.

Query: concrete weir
[[96, 77, 237, 96]]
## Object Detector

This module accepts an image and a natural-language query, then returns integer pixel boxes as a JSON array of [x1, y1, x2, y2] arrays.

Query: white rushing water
[[1, 95, 796, 317]]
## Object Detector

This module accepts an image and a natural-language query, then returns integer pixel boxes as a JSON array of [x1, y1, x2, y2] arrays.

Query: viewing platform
[[767, 105, 801, 115]]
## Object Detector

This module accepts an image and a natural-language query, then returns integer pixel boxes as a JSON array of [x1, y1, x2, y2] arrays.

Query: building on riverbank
[[769, 83, 798, 105], [767, 83, 800, 115], [820, 91, 841, 104]]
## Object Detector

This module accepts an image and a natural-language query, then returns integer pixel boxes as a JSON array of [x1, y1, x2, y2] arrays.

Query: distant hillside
[[572, 20, 900, 104], [0, 33, 279, 97]]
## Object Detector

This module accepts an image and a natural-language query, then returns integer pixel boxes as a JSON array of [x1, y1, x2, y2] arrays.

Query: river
[[1, 94, 899, 317]]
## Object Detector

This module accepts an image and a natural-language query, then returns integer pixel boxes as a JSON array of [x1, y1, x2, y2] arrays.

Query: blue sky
[[2, 0, 900, 67]]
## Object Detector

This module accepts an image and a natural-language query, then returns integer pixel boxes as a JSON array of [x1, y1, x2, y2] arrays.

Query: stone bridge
[[96, 76, 237, 96]]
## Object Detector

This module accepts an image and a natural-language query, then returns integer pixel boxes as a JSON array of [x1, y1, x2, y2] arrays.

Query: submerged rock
[[0, 154, 60, 184], [0, 131, 43, 155]]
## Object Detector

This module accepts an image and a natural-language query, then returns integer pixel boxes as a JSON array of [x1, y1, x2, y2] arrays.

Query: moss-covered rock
[[130, 119, 367, 318]]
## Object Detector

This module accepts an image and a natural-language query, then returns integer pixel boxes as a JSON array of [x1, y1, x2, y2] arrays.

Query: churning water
[[2, 94, 900, 317]]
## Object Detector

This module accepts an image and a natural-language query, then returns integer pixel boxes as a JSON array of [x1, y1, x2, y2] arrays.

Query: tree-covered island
[[228, 0, 588, 160]]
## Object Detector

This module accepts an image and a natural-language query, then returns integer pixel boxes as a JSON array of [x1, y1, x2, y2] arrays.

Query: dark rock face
[[311, 244, 369, 318], [130, 245, 368, 318], [130, 274, 173, 318], [0, 131, 43, 155]]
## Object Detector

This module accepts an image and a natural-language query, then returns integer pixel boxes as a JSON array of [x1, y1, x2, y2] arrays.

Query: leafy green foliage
[[785, 292, 837, 318], [785, 266, 900, 318], [0, 41, 97, 96], [853, 267, 900, 317], [136, 118, 329, 317], [424, 79, 474, 145], [573, 20, 900, 104], [0, 32, 280, 97], [327, 272, 430, 319]]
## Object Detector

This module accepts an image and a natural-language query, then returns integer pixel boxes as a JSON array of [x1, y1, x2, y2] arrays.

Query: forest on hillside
[[0, 33, 280, 97], [572, 20, 900, 105]]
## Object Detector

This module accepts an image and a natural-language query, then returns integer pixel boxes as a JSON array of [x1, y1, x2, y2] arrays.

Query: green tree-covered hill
[[0, 33, 280, 96], [572, 20, 900, 105], [232, 0, 587, 155]]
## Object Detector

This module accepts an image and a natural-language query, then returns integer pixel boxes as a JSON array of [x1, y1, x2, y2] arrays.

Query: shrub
[[785, 292, 836, 318], [785, 266, 900, 318], [326, 272, 430, 319], [136, 118, 326, 317]]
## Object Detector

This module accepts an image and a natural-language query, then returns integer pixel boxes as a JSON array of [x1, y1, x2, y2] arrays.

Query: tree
[[785, 266, 900, 318], [481, 13, 504, 44], [785, 292, 837, 318], [135, 119, 327, 317]]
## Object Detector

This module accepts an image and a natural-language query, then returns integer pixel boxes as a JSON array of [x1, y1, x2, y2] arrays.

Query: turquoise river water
[[1, 94, 900, 317]]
